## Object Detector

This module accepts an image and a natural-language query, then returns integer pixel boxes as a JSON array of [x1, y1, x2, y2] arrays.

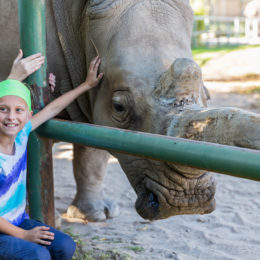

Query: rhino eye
[[113, 103, 125, 112]]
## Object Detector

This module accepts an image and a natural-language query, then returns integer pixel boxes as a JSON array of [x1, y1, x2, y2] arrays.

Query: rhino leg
[[67, 144, 119, 221]]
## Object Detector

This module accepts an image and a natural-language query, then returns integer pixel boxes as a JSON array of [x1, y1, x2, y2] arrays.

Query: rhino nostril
[[148, 192, 159, 209]]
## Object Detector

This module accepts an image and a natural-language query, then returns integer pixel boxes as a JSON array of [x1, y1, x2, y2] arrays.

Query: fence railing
[[37, 119, 260, 181], [192, 15, 260, 47]]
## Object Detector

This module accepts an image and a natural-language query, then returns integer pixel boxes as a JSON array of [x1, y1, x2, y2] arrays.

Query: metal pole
[[18, 0, 55, 226], [18, 0, 48, 108], [27, 133, 54, 222], [37, 119, 260, 181]]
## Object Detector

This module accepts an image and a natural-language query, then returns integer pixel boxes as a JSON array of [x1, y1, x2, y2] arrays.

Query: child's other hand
[[23, 226, 55, 245], [84, 56, 103, 89], [48, 73, 56, 93], [7, 49, 45, 81]]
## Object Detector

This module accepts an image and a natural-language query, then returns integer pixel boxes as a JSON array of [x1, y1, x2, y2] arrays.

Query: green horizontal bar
[[36, 119, 260, 181]]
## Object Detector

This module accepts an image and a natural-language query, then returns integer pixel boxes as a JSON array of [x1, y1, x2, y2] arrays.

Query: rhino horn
[[154, 58, 208, 106]]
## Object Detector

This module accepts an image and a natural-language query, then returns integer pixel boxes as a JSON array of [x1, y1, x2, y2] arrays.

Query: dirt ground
[[53, 47, 260, 260]]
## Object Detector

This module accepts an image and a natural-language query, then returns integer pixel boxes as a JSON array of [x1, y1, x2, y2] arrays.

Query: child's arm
[[31, 56, 103, 131], [7, 49, 45, 81], [0, 217, 54, 245]]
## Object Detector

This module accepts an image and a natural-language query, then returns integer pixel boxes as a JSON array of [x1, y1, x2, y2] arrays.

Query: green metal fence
[[19, 0, 260, 226], [37, 119, 260, 181]]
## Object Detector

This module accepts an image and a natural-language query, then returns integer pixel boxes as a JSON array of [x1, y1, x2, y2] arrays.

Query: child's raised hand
[[84, 56, 103, 89], [23, 226, 55, 245], [30, 56, 103, 131], [7, 49, 45, 81]]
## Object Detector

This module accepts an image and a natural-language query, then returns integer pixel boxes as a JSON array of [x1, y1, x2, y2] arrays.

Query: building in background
[[190, 0, 252, 17], [210, 0, 246, 16], [190, 0, 260, 46]]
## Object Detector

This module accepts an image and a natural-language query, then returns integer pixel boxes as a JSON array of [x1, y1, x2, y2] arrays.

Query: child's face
[[0, 95, 32, 139]]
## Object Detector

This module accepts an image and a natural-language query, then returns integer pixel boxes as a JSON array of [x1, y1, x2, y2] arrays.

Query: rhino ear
[[153, 58, 206, 106]]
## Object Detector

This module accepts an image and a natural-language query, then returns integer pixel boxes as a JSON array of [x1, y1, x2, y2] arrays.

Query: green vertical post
[[27, 133, 54, 223], [18, 0, 46, 88], [18, 0, 55, 226]]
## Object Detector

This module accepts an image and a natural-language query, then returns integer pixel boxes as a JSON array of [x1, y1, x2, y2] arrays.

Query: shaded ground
[[53, 46, 260, 260]]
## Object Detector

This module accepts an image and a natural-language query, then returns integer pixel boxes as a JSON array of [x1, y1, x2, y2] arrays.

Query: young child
[[0, 52, 103, 260]]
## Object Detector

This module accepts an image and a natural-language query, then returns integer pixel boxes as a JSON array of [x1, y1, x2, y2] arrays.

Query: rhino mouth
[[135, 172, 216, 220]]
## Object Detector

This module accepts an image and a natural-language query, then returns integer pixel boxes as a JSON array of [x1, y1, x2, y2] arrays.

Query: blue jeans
[[0, 219, 76, 260]]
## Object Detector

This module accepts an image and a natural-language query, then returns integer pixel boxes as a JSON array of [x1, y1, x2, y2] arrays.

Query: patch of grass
[[73, 249, 132, 260], [199, 57, 212, 67], [192, 45, 260, 67], [236, 86, 260, 94], [192, 44, 259, 56], [91, 236, 100, 240], [124, 246, 145, 253], [91, 236, 123, 244], [206, 73, 260, 82], [240, 73, 260, 81], [63, 228, 89, 259], [64, 228, 131, 260]]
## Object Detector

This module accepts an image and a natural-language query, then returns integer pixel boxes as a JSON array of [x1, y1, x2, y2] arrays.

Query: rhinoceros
[[0, 0, 259, 221]]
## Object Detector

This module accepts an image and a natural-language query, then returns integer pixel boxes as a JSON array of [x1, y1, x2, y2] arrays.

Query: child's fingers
[[23, 53, 44, 62], [89, 56, 98, 66], [37, 226, 50, 231], [21, 57, 44, 72], [27, 64, 43, 74], [97, 72, 104, 81], [49, 81, 56, 89], [30, 56, 45, 65], [89, 56, 99, 70], [36, 229, 55, 245], [49, 81, 55, 88], [48, 73, 56, 82], [41, 231, 55, 239], [45, 231, 55, 237], [94, 58, 101, 71], [25, 60, 45, 73], [40, 233, 54, 240], [38, 238, 52, 245], [14, 49, 23, 62], [49, 77, 55, 84], [48, 73, 56, 89]]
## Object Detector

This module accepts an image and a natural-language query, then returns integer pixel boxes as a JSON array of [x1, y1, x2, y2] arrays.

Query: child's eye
[[0, 107, 7, 112], [16, 108, 24, 112]]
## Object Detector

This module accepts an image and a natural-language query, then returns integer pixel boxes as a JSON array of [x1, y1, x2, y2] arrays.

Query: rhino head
[[79, 0, 218, 220]]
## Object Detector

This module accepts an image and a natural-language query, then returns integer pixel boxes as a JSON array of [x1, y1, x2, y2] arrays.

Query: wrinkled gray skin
[[1, 0, 260, 221]]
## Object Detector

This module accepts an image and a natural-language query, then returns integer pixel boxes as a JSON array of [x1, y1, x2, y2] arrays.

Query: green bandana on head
[[0, 79, 32, 111]]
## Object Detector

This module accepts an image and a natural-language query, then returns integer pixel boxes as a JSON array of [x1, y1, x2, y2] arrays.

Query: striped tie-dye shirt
[[0, 121, 32, 226]]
